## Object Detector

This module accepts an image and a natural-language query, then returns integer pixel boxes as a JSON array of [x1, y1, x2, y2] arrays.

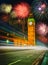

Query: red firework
[[13, 2, 30, 18], [38, 36, 48, 43], [1, 15, 9, 22]]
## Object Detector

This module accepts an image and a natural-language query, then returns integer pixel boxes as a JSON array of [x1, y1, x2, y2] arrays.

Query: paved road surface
[[0, 49, 46, 65]]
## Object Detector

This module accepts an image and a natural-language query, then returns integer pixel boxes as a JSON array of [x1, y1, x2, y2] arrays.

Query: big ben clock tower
[[28, 14, 35, 46]]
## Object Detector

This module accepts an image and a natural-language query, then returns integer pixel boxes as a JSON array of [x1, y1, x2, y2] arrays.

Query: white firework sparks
[[36, 23, 47, 36]]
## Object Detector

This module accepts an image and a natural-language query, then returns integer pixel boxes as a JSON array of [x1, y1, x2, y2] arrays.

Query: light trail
[[0, 21, 27, 38], [8, 59, 21, 65], [0, 46, 48, 50]]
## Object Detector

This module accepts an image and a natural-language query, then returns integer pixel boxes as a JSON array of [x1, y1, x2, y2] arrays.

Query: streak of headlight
[[0, 46, 48, 50], [0, 20, 27, 37]]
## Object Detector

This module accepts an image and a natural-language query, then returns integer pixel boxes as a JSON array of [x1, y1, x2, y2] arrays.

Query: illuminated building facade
[[14, 14, 35, 46]]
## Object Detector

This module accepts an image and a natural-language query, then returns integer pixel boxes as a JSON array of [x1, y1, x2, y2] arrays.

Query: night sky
[[0, 0, 48, 29], [0, 0, 48, 45], [0, 0, 48, 32], [0, 0, 48, 4], [0, 0, 33, 4]]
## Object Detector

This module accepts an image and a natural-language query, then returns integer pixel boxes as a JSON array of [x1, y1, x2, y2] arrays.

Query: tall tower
[[28, 16, 35, 46]]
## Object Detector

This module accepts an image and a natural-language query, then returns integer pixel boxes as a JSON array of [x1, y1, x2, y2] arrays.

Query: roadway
[[0, 49, 46, 65]]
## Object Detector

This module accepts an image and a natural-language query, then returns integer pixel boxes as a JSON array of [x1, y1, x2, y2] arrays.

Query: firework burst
[[13, 2, 30, 18], [31, 0, 48, 20], [36, 22, 47, 36]]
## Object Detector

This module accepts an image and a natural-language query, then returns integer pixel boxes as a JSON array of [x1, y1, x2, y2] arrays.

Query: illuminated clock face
[[28, 22, 32, 25], [28, 18, 35, 25]]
